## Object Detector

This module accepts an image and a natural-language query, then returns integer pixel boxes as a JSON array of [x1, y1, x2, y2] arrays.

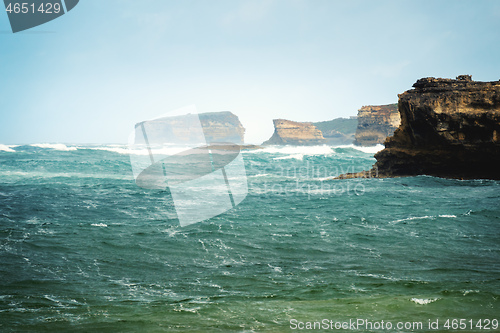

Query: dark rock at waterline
[[374, 76, 500, 179], [354, 104, 400, 147]]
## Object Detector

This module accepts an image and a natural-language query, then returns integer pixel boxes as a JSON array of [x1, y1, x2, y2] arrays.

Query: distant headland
[[261, 105, 400, 147]]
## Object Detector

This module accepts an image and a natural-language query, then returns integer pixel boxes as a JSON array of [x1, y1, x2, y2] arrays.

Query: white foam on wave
[[0, 144, 16, 152], [247, 144, 383, 158], [87, 146, 134, 155], [273, 154, 304, 161], [249, 173, 272, 178], [411, 297, 439, 305], [335, 144, 385, 154], [391, 215, 434, 224], [91, 223, 108, 227], [248, 145, 334, 156], [89, 145, 195, 156], [31, 143, 77, 151], [391, 214, 457, 224], [0, 170, 132, 180]]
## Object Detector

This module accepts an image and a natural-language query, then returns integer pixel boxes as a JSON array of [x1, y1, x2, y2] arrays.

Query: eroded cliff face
[[136, 111, 245, 145], [262, 119, 326, 145], [374, 76, 500, 179], [198, 112, 245, 144], [354, 104, 400, 146]]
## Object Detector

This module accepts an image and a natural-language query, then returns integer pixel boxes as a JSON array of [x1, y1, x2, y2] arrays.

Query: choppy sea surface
[[0, 143, 499, 332]]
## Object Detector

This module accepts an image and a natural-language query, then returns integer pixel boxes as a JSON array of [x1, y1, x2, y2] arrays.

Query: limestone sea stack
[[198, 111, 245, 144], [354, 104, 400, 146], [262, 119, 326, 145], [374, 75, 500, 180], [135, 111, 245, 144]]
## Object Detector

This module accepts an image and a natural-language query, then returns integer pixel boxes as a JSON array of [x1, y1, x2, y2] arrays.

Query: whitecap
[[248, 173, 272, 178], [268, 264, 283, 273], [162, 227, 182, 237], [85, 146, 132, 155], [334, 144, 385, 154], [249, 145, 334, 156], [88, 144, 198, 156], [390, 214, 457, 224], [390, 216, 435, 224], [31, 143, 77, 151], [273, 154, 304, 160], [91, 223, 108, 227], [355, 272, 400, 281], [411, 297, 439, 305], [173, 304, 201, 313], [0, 144, 16, 152], [0, 170, 131, 180]]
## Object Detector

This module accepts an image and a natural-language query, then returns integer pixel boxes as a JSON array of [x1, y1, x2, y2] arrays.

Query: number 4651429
[[5, 2, 62, 14]]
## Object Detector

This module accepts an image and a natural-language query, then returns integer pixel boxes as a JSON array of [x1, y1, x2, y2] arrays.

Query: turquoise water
[[0, 144, 499, 332]]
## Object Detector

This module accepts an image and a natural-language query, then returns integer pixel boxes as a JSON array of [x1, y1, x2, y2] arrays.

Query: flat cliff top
[[273, 119, 313, 127], [408, 76, 500, 92], [358, 104, 398, 114], [373, 75, 500, 180], [135, 111, 245, 144], [198, 111, 243, 126], [262, 118, 325, 145]]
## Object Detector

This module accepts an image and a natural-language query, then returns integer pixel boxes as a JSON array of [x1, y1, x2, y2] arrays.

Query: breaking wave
[[0, 144, 16, 152], [30, 143, 77, 151]]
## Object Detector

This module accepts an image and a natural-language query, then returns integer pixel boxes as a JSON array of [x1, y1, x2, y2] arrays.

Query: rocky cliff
[[262, 119, 326, 145], [354, 104, 400, 146], [374, 75, 500, 179], [136, 111, 245, 144], [314, 117, 358, 145], [198, 111, 245, 144]]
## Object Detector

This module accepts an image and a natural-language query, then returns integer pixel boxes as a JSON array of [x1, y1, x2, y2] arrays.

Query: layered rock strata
[[374, 76, 500, 179], [198, 111, 245, 144], [136, 111, 245, 144], [262, 119, 326, 145], [354, 104, 400, 146]]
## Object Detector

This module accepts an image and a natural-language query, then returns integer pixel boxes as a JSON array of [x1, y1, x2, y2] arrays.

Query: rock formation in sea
[[354, 104, 400, 146], [262, 119, 326, 145], [135, 111, 245, 144], [373, 75, 500, 179], [198, 111, 245, 144], [313, 117, 358, 145]]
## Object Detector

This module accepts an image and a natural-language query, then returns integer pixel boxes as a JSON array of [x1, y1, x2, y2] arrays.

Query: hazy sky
[[1, 0, 499, 144]]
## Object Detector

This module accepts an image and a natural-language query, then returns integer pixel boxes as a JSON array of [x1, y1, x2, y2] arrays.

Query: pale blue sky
[[1, 0, 499, 144]]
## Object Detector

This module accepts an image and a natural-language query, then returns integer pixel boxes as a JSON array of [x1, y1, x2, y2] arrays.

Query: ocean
[[0, 143, 499, 332]]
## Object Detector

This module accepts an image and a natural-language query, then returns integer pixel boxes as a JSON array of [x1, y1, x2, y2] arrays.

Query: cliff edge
[[198, 111, 245, 144], [374, 75, 500, 179], [136, 111, 245, 144], [262, 119, 326, 145], [354, 104, 400, 146]]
